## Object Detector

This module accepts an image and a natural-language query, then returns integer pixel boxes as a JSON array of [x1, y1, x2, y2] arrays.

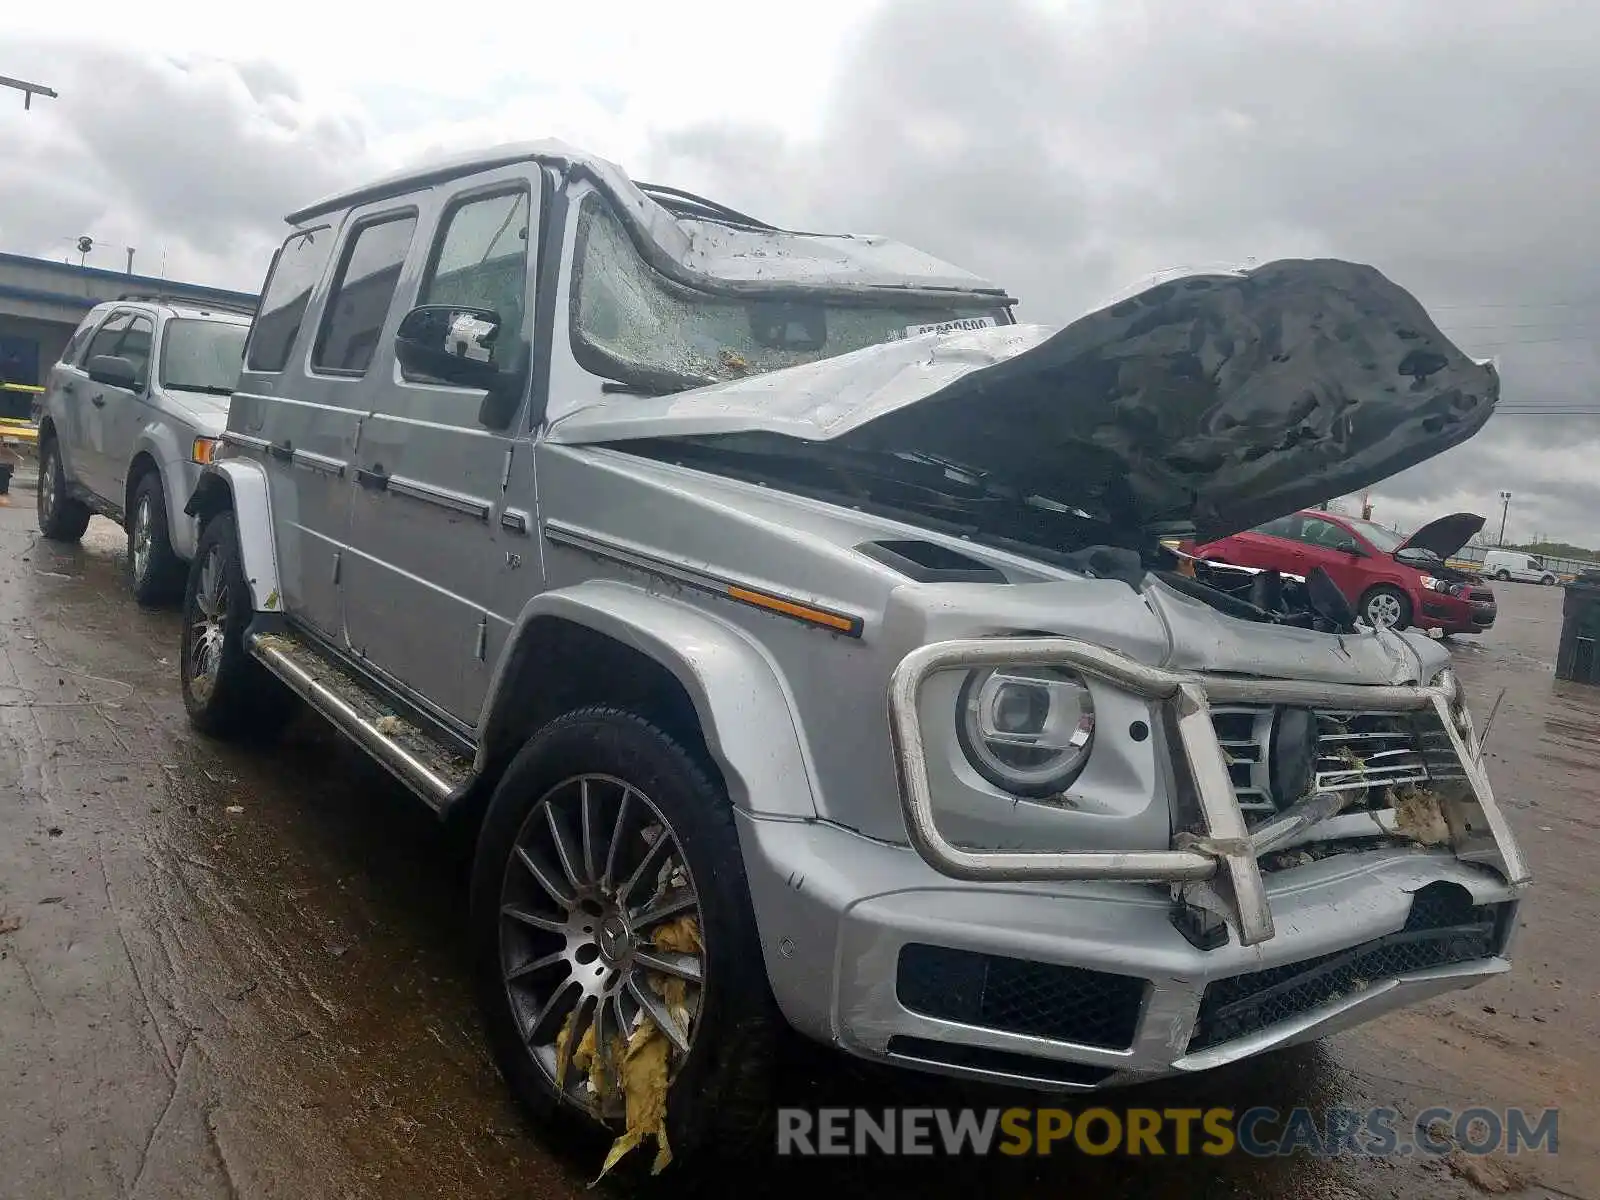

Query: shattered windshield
[[570, 194, 1008, 393], [160, 319, 248, 394]]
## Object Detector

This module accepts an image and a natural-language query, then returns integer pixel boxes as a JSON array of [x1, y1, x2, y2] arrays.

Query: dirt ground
[[0, 494, 1593, 1200]]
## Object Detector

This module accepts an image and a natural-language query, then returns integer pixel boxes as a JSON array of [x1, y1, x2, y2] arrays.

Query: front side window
[[1298, 517, 1360, 551], [248, 225, 334, 373], [84, 311, 153, 389], [1253, 515, 1300, 539], [160, 320, 248, 394], [570, 194, 1009, 393], [85, 312, 132, 363], [61, 313, 104, 367], [408, 190, 530, 381], [313, 214, 418, 376]]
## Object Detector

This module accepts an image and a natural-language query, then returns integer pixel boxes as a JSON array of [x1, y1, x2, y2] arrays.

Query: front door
[[340, 170, 542, 728], [82, 310, 154, 506]]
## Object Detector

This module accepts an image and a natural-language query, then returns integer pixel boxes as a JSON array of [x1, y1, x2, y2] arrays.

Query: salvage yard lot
[[0, 508, 1594, 1200]]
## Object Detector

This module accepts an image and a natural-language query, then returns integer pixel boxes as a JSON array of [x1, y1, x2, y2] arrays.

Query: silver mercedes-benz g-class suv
[[177, 139, 1527, 1168]]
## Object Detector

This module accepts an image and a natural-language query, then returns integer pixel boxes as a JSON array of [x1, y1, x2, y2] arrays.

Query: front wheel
[[127, 471, 187, 607], [1541, 575, 1557, 586], [471, 706, 780, 1172], [36, 436, 91, 542], [179, 511, 296, 740], [1360, 585, 1412, 631]]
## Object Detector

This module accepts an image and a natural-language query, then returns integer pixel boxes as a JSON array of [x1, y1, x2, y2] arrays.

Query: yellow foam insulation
[[550, 915, 703, 1184], [1391, 784, 1451, 845]]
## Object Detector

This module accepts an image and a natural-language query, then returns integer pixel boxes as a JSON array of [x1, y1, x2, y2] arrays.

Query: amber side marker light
[[726, 585, 862, 636], [192, 437, 221, 464]]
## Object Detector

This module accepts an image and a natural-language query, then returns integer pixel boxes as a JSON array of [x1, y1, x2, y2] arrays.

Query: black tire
[[179, 511, 296, 740], [470, 706, 780, 1169], [36, 435, 91, 542], [127, 470, 187, 607], [1359, 584, 1413, 631], [1495, 570, 1511, 581], [1541, 575, 1556, 586]]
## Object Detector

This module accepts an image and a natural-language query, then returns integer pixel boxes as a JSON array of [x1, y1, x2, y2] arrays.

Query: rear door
[[339, 169, 541, 728], [1211, 515, 1305, 572], [43, 309, 108, 484], [231, 223, 344, 639], [96, 311, 156, 506]]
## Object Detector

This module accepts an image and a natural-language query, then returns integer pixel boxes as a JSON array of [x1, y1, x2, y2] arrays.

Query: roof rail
[[116, 290, 257, 316]]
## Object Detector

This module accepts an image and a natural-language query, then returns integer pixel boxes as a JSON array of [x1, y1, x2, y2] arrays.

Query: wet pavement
[[0, 497, 1593, 1200]]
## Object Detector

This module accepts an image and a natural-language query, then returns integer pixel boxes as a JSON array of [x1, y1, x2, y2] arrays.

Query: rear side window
[[60, 313, 103, 366], [247, 226, 335, 373], [312, 214, 418, 376]]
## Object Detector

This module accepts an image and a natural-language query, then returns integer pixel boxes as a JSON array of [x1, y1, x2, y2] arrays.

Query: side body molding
[[185, 459, 283, 613], [477, 581, 821, 819]]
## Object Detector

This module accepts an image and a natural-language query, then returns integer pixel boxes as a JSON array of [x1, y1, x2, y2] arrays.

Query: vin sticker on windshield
[[902, 316, 997, 337]]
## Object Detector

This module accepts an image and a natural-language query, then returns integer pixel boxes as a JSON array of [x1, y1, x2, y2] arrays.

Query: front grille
[[1468, 588, 1495, 603], [1187, 883, 1508, 1052], [896, 944, 1146, 1051], [1212, 705, 1431, 826]]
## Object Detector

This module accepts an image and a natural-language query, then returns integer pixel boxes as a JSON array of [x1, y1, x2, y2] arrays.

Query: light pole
[[0, 74, 57, 110], [1498, 490, 1512, 546]]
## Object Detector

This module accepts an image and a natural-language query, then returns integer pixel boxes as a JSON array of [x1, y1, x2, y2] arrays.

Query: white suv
[[35, 297, 251, 603]]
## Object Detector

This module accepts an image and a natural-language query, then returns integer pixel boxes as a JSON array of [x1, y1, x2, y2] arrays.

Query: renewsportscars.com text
[[776, 1106, 1559, 1159]]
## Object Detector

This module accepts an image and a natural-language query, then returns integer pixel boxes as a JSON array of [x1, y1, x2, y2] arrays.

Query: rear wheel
[[36, 435, 91, 542], [1495, 569, 1511, 581], [1541, 575, 1556, 586], [179, 511, 296, 740], [1360, 585, 1412, 631], [127, 470, 187, 607], [471, 706, 780, 1170]]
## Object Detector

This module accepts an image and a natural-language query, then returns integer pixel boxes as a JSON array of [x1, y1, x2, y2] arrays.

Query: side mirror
[[1337, 541, 1365, 557], [87, 354, 139, 390], [394, 305, 528, 430]]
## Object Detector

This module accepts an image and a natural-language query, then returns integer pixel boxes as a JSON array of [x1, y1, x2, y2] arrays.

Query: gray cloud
[[1, 38, 368, 288], [643, 0, 1600, 545], [8, 10, 1598, 543]]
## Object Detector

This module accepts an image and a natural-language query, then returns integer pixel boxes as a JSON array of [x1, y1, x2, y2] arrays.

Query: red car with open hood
[[1189, 510, 1497, 635]]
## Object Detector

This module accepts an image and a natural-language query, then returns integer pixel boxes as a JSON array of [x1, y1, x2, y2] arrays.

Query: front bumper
[[1421, 595, 1496, 631], [734, 635, 1529, 1091], [738, 814, 1517, 1090]]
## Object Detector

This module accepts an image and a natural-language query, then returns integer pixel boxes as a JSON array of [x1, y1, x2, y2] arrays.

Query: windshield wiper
[[166, 383, 234, 395], [601, 380, 678, 398]]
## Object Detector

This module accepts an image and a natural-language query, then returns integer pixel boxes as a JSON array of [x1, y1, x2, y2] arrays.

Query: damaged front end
[[886, 628, 1525, 952], [555, 254, 1526, 1086]]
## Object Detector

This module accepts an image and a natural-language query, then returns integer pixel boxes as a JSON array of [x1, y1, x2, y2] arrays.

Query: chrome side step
[[248, 630, 474, 811]]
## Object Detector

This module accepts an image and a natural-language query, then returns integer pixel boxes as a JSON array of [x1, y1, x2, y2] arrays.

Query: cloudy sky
[[6, 0, 1598, 545]]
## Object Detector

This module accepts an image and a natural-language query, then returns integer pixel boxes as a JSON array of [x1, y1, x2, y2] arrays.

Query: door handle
[[61, 382, 76, 395], [90, 393, 106, 408], [355, 464, 389, 491]]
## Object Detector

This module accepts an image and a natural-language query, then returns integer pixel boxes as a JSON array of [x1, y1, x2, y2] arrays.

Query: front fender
[[132, 425, 200, 559], [479, 580, 821, 819], [185, 459, 282, 613]]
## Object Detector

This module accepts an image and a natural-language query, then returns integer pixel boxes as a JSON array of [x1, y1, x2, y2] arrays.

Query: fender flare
[[477, 580, 821, 819], [184, 460, 283, 612]]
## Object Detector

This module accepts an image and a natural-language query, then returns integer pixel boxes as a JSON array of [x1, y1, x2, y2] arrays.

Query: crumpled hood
[[551, 258, 1499, 543], [1397, 511, 1484, 560]]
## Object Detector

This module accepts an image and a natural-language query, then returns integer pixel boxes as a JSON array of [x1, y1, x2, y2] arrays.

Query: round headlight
[[956, 666, 1095, 798]]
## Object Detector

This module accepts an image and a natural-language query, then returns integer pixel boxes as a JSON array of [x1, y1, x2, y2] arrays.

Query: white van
[[1483, 549, 1558, 585]]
